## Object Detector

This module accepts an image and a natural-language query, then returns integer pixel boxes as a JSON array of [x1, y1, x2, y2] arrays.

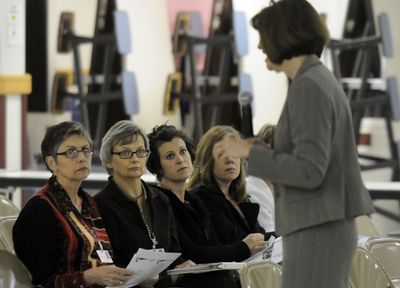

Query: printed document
[[107, 248, 181, 288]]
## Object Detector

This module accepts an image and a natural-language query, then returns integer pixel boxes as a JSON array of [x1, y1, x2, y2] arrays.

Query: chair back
[[0, 196, 19, 217], [0, 249, 32, 288], [366, 238, 400, 287], [240, 260, 282, 288], [348, 247, 393, 288], [0, 216, 18, 254]]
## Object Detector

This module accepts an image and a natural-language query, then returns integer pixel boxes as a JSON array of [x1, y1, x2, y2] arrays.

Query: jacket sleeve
[[12, 196, 90, 288], [177, 222, 250, 263], [155, 196, 182, 288], [195, 188, 243, 245]]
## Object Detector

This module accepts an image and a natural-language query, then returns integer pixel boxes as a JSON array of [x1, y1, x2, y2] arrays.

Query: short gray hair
[[41, 121, 92, 172], [100, 120, 149, 175]]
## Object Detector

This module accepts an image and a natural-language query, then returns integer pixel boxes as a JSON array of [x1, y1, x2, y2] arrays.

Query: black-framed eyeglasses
[[55, 147, 93, 159], [112, 149, 150, 159]]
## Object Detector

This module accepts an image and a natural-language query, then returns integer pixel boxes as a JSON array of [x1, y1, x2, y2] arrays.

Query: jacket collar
[[105, 176, 157, 203], [294, 54, 321, 79]]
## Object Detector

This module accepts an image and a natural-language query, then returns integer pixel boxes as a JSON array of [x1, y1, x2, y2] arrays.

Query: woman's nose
[[225, 157, 234, 164]]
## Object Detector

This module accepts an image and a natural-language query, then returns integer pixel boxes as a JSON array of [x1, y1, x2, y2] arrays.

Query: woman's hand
[[242, 233, 267, 255], [83, 265, 134, 287], [171, 260, 196, 284], [213, 138, 253, 161], [140, 274, 159, 288]]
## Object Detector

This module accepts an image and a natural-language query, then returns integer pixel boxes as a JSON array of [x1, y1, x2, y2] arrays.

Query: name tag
[[97, 250, 113, 264]]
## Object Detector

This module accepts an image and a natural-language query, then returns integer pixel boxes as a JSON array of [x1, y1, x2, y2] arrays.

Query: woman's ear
[[45, 156, 57, 173], [105, 162, 113, 170]]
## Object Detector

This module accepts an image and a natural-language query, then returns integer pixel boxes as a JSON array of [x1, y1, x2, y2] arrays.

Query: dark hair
[[147, 124, 195, 181], [251, 0, 330, 64], [41, 121, 92, 171]]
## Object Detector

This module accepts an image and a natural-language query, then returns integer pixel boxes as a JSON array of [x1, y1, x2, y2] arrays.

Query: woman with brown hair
[[187, 125, 273, 247], [211, 1, 374, 287]]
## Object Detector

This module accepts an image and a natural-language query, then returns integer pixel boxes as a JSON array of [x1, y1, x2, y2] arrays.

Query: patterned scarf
[[36, 176, 113, 276]]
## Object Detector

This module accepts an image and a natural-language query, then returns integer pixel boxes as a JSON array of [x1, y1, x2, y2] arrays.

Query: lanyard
[[137, 184, 158, 249], [139, 207, 158, 249]]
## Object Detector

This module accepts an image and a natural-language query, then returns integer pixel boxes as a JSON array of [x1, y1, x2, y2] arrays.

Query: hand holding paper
[[107, 249, 181, 288]]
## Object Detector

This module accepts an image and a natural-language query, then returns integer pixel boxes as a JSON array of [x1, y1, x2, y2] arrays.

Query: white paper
[[244, 235, 276, 263], [270, 236, 282, 263], [167, 262, 246, 275], [107, 248, 181, 288]]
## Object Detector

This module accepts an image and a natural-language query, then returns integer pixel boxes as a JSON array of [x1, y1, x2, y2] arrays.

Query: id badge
[[97, 250, 113, 263]]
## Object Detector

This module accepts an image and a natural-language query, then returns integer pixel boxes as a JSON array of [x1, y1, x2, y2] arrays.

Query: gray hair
[[100, 120, 149, 175]]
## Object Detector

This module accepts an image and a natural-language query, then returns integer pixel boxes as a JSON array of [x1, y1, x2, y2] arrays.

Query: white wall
[[0, 0, 26, 208], [233, 0, 288, 133], [117, 0, 181, 132]]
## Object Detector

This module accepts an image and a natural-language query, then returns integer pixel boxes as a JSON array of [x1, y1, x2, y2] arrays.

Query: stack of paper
[[107, 248, 181, 288], [167, 262, 246, 275]]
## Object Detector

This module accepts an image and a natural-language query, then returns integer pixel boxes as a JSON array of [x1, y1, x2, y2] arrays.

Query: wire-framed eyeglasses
[[56, 147, 93, 159], [112, 149, 150, 159]]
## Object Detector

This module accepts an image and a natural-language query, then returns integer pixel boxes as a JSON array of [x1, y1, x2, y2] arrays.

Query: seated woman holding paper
[[95, 120, 192, 287], [147, 124, 266, 287], [13, 121, 133, 287], [188, 126, 275, 246]]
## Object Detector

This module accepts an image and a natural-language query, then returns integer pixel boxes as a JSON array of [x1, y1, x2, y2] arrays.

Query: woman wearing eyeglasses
[[95, 120, 192, 287], [13, 121, 133, 287]]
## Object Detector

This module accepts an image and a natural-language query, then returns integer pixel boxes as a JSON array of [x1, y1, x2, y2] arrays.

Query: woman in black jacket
[[187, 126, 275, 245], [147, 124, 266, 288], [95, 120, 192, 288]]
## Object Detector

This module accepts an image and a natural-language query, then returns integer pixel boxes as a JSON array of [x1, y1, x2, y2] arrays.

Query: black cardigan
[[95, 178, 181, 287], [192, 183, 274, 244], [153, 185, 243, 288], [153, 185, 249, 263]]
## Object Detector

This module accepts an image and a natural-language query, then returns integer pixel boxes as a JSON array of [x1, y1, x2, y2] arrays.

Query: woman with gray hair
[[95, 120, 192, 287]]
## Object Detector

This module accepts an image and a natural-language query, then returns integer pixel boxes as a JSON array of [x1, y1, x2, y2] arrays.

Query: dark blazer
[[95, 178, 181, 287], [247, 55, 374, 236], [154, 186, 245, 288], [191, 182, 271, 245], [154, 185, 249, 263]]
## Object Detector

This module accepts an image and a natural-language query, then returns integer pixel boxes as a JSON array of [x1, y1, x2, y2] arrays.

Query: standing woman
[[187, 125, 273, 246], [95, 120, 187, 287], [212, 1, 374, 287], [13, 121, 133, 287]]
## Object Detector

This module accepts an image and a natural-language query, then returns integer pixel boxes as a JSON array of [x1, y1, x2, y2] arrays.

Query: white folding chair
[[366, 237, 400, 288], [0, 196, 19, 217], [348, 247, 393, 288], [0, 249, 32, 288], [0, 216, 18, 254], [240, 260, 282, 288]]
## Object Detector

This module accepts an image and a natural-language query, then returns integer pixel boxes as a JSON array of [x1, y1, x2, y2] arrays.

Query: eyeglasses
[[112, 149, 150, 159], [56, 147, 93, 159]]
